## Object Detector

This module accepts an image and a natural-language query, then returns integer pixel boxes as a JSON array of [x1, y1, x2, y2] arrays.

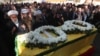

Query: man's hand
[[12, 27, 16, 34], [21, 24, 26, 30]]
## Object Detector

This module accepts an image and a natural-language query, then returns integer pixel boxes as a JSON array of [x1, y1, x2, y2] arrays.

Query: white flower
[[62, 20, 94, 32], [61, 20, 76, 31], [25, 25, 67, 46]]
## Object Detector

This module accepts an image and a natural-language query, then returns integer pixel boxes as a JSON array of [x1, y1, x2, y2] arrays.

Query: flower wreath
[[61, 20, 78, 34], [71, 20, 94, 32], [26, 26, 67, 48], [61, 20, 94, 33]]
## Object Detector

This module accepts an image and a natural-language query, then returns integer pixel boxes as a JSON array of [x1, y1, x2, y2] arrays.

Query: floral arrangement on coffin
[[61, 20, 94, 34], [61, 21, 78, 34], [25, 26, 67, 49], [72, 20, 94, 33]]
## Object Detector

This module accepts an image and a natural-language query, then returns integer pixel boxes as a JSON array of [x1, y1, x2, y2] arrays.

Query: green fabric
[[15, 37, 19, 56]]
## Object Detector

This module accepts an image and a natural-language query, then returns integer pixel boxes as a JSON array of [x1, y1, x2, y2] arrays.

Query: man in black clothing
[[92, 10, 100, 56], [92, 11, 100, 27], [0, 8, 10, 56], [4, 10, 28, 56]]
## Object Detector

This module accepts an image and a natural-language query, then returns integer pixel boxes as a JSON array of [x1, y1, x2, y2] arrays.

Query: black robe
[[92, 12, 100, 27], [4, 20, 17, 56], [0, 8, 11, 56], [5, 19, 28, 56]]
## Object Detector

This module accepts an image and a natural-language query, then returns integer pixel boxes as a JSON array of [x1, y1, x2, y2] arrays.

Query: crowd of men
[[0, 2, 100, 56]]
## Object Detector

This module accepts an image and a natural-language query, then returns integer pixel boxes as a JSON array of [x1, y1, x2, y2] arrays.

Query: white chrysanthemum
[[28, 25, 67, 45], [61, 20, 76, 31], [62, 20, 94, 33], [71, 20, 93, 31]]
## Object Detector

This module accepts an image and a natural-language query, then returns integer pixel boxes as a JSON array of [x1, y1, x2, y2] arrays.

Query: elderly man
[[7, 10, 28, 34], [5, 10, 28, 56]]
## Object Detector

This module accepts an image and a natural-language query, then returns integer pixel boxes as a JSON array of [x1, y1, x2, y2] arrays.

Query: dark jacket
[[4, 18, 28, 56]]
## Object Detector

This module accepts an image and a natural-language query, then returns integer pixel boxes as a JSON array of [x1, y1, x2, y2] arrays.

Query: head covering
[[7, 10, 18, 16], [21, 8, 29, 14], [33, 10, 42, 16]]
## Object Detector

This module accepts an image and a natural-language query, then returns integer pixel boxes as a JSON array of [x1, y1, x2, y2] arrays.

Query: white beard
[[13, 19, 19, 27]]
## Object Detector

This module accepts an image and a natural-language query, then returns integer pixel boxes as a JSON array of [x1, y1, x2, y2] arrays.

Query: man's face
[[10, 14, 18, 21], [77, 8, 83, 12], [10, 14, 17, 19], [22, 13, 28, 18]]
